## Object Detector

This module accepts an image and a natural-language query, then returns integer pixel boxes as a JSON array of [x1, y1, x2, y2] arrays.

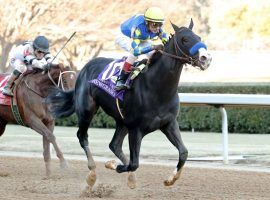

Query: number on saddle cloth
[[99, 59, 124, 83], [89, 58, 126, 101], [89, 57, 148, 101]]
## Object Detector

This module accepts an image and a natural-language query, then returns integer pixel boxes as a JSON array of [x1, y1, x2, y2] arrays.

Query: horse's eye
[[181, 37, 188, 45]]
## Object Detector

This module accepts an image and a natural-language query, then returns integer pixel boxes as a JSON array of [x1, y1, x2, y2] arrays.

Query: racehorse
[[0, 64, 76, 176], [47, 20, 212, 188]]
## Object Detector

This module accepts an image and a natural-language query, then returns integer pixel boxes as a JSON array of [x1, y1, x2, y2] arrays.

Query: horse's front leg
[[42, 136, 51, 176], [30, 118, 66, 176], [116, 128, 142, 173], [160, 119, 188, 186], [46, 120, 67, 169]]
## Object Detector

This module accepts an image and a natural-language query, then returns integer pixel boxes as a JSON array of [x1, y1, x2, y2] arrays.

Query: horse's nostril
[[200, 56, 207, 62]]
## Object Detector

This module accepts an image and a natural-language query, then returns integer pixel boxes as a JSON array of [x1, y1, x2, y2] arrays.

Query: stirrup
[[2, 90, 14, 97], [115, 84, 128, 91]]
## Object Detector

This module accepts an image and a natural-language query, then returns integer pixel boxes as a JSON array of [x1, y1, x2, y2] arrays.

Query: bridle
[[158, 29, 199, 66], [47, 69, 76, 91], [25, 68, 76, 97]]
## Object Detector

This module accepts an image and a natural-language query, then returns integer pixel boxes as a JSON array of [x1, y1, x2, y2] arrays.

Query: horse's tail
[[46, 88, 75, 118]]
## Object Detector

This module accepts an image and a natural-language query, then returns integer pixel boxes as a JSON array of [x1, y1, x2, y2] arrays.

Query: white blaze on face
[[198, 48, 212, 70]]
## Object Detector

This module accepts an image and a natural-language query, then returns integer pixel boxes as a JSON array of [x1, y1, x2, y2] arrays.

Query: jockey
[[115, 6, 169, 91], [2, 35, 58, 97]]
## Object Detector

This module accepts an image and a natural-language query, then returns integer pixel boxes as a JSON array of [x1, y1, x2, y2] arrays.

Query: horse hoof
[[86, 170, 97, 187], [60, 160, 68, 169], [46, 170, 51, 177], [164, 179, 175, 186], [127, 172, 136, 189], [105, 160, 117, 170], [45, 162, 51, 176], [164, 168, 182, 186], [116, 165, 126, 173]]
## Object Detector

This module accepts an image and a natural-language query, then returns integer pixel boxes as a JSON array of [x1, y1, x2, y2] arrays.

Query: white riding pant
[[10, 59, 27, 73], [115, 29, 156, 65]]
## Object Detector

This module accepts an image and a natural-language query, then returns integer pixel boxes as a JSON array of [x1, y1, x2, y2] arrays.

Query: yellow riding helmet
[[144, 7, 165, 23]]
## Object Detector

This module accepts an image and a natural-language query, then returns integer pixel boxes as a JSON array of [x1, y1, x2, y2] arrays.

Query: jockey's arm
[[131, 29, 153, 56], [44, 52, 58, 65], [24, 54, 44, 69], [159, 28, 169, 44]]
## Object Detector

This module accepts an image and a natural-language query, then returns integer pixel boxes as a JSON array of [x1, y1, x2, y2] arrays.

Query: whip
[[50, 31, 76, 64]]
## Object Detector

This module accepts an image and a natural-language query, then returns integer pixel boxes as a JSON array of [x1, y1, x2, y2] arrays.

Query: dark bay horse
[[0, 64, 76, 176], [47, 20, 212, 188]]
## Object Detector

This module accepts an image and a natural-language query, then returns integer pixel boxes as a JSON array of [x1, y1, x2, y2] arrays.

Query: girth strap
[[116, 98, 124, 119], [10, 80, 27, 127], [11, 97, 26, 126]]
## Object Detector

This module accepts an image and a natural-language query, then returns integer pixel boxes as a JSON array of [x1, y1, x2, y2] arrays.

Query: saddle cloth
[[89, 58, 127, 101], [0, 76, 11, 105]]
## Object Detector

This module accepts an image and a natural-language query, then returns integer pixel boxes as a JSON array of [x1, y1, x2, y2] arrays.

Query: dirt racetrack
[[1, 156, 270, 200]]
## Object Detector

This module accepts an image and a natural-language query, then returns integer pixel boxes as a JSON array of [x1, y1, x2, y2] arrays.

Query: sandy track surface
[[1, 156, 270, 200]]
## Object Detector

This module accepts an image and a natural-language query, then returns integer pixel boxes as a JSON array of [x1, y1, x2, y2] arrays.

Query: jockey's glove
[[42, 63, 51, 72], [32, 59, 44, 69], [47, 58, 58, 65], [152, 44, 164, 51]]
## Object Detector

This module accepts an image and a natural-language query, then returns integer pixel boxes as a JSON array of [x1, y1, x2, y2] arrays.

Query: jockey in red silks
[[2, 36, 58, 97], [115, 6, 169, 91]]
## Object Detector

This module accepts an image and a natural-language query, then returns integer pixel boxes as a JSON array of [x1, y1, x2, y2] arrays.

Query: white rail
[[178, 93, 270, 164]]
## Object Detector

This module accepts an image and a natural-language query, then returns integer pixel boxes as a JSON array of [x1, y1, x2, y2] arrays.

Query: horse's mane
[[149, 27, 187, 66], [148, 33, 174, 66], [26, 68, 43, 75]]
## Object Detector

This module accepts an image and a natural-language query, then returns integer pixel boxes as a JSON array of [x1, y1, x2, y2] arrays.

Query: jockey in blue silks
[[115, 7, 169, 91]]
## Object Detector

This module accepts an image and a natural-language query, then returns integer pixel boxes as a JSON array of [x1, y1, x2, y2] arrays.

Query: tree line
[[1, 0, 269, 72]]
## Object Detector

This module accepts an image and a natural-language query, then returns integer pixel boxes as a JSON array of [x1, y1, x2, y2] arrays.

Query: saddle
[[0, 74, 14, 105], [89, 58, 149, 101], [0, 73, 27, 126]]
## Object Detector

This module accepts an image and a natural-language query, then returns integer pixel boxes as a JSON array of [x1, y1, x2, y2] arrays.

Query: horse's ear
[[170, 21, 179, 32], [188, 18, 194, 30]]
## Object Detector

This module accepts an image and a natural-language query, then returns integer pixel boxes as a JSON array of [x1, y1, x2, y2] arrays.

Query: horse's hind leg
[[105, 123, 136, 189], [107, 123, 129, 165], [76, 96, 98, 188], [160, 119, 188, 186], [0, 118, 7, 137]]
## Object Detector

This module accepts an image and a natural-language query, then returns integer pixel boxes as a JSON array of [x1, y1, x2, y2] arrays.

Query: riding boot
[[115, 61, 133, 91], [2, 69, 21, 97], [115, 70, 130, 91]]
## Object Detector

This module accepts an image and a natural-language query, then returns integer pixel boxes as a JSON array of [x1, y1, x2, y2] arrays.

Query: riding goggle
[[149, 22, 163, 28], [35, 49, 46, 54]]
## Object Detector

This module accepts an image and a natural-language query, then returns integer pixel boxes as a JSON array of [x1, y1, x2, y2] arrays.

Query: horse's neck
[[26, 72, 57, 97], [145, 42, 184, 97]]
